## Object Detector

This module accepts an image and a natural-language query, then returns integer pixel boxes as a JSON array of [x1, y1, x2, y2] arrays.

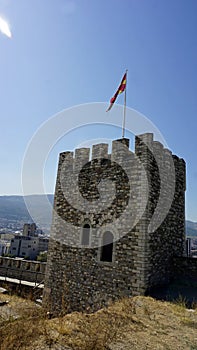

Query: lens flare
[[0, 16, 12, 38]]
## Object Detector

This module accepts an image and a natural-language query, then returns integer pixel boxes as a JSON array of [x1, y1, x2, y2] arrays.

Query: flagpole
[[122, 69, 128, 138]]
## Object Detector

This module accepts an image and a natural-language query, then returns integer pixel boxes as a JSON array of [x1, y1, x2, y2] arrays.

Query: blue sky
[[0, 0, 196, 221]]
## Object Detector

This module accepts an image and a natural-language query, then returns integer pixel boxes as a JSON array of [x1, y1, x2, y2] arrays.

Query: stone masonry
[[0, 257, 46, 283], [43, 133, 186, 315]]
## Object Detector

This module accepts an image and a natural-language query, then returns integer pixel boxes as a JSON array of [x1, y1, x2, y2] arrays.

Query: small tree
[[37, 251, 47, 262]]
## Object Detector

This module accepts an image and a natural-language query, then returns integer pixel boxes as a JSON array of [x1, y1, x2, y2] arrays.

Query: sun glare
[[0, 16, 12, 38]]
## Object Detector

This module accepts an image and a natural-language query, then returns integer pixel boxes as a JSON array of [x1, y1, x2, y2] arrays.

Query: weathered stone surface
[[43, 133, 186, 315]]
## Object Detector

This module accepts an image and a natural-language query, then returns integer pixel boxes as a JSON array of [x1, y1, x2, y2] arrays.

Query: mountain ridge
[[0, 195, 196, 236]]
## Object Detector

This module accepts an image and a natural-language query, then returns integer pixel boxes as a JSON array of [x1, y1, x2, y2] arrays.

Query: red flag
[[106, 72, 127, 112]]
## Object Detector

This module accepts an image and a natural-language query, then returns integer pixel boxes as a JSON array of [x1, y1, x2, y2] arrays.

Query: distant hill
[[0, 195, 54, 228], [0, 195, 196, 237], [186, 220, 197, 237]]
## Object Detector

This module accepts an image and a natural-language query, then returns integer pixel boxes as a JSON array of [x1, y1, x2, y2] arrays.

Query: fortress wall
[[44, 140, 141, 313], [134, 134, 186, 289], [44, 138, 144, 314], [172, 256, 197, 280], [0, 257, 46, 283], [43, 133, 187, 315]]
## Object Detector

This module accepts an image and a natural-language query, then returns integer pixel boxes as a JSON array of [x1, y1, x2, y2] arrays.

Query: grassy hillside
[[0, 294, 197, 350]]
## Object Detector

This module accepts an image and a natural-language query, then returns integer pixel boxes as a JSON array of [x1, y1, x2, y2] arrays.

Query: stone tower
[[43, 133, 186, 315]]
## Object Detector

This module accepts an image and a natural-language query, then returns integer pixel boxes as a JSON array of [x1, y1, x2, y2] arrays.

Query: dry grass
[[0, 293, 197, 350]]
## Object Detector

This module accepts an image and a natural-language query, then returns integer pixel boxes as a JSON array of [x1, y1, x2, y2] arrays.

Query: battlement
[[58, 138, 131, 171], [58, 135, 186, 181], [135, 132, 184, 162], [0, 257, 46, 283]]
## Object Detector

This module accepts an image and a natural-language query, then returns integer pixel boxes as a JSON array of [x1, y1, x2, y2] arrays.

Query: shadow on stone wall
[[148, 277, 197, 307], [148, 256, 197, 308]]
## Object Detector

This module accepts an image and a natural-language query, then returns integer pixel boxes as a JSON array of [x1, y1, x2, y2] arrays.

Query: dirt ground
[[0, 292, 197, 350]]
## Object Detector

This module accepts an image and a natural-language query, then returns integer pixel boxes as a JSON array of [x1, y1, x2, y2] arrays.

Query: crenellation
[[91, 143, 109, 160], [59, 151, 73, 161], [163, 148, 172, 156], [152, 141, 164, 162], [74, 148, 90, 172], [136, 133, 153, 146], [0, 257, 46, 283], [111, 139, 133, 164], [180, 158, 186, 191], [58, 152, 74, 181]]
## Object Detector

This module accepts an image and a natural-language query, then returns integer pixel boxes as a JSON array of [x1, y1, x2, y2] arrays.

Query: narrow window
[[100, 231, 113, 262], [81, 224, 90, 246]]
